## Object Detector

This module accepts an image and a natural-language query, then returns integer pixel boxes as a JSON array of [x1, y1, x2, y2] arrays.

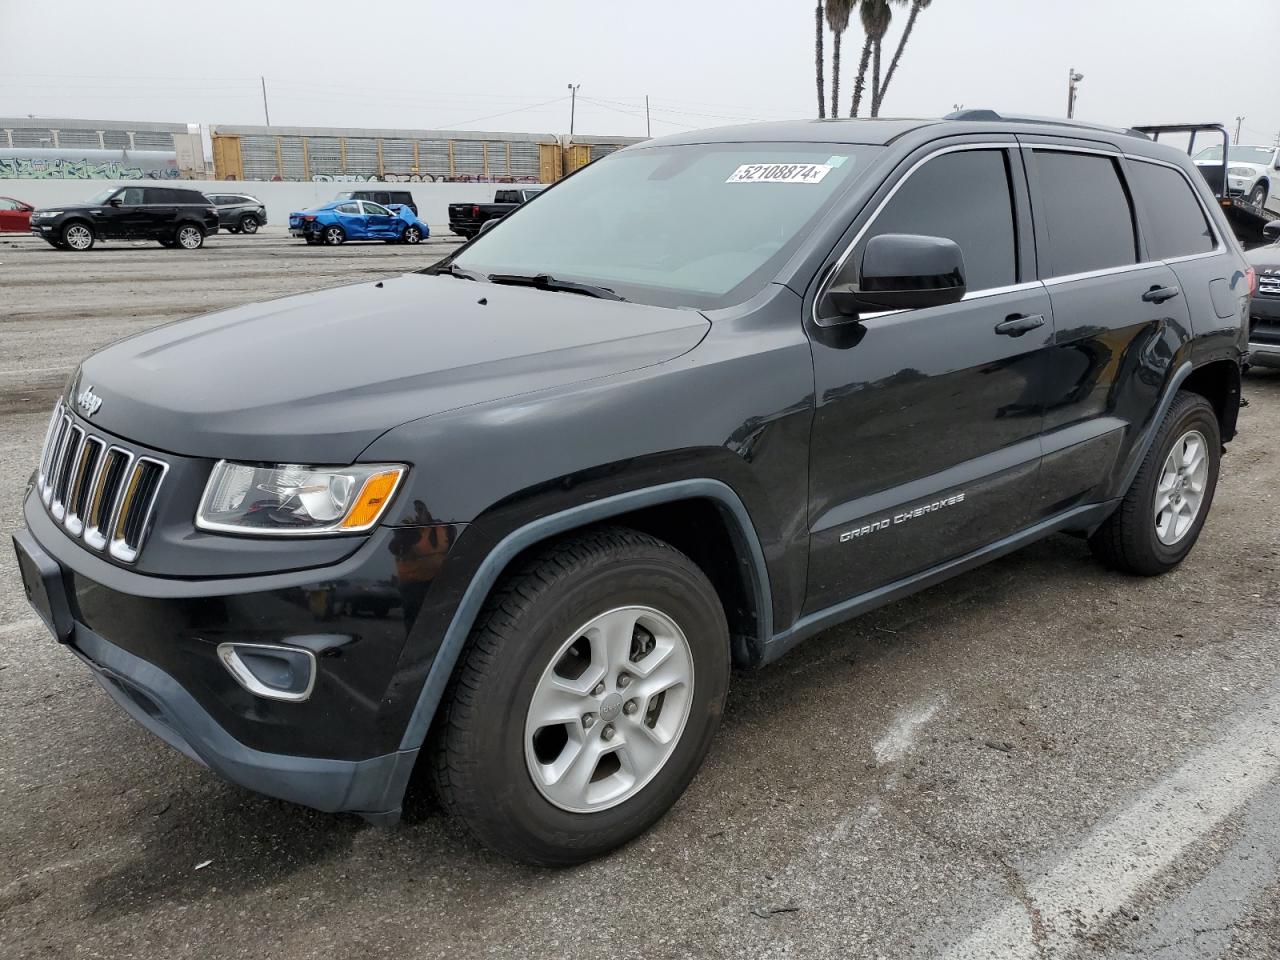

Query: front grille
[[1257, 276, 1280, 298], [36, 403, 168, 563]]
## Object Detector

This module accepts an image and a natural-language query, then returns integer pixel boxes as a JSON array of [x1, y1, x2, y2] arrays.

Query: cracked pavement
[[2, 232, 1279, 959]]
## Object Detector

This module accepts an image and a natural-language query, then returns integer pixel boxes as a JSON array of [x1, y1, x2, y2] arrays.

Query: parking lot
[[2, 231, 1279, 959]]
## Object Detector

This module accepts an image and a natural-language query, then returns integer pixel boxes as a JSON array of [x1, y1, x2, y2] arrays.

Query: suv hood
[[75, 273, 709, 463], [1247, 244, 1280, 271]]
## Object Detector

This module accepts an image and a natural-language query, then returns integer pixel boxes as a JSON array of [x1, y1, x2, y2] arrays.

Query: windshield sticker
[[726, 163, 832, 184], [826, 155, 848, 167]]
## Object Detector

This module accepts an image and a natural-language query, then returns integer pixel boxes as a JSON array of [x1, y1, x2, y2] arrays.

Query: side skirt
[[760, 499, 1118, 666]]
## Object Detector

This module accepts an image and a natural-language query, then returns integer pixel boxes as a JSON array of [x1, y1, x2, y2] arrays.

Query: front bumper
[[15, 485, 468, 820]]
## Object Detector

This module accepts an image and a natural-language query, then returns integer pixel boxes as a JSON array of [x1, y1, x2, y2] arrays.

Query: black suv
[[207, 193, 267, 234], [29, 186, 219, 251], [14, 113, 1249, 865], [334, 188, 417, 215]]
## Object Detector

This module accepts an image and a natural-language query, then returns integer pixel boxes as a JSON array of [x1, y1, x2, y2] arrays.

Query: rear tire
[[174, 223, 204, 250], [238, 215, 259, 235], [430, 527, 729, 866], [1089, 391, 1220, 576], [322, 225, 345, 245], [61, 222, 94, 251]]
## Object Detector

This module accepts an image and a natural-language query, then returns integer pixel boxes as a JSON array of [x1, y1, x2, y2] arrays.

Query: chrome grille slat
[[33, 403, 169, 564]]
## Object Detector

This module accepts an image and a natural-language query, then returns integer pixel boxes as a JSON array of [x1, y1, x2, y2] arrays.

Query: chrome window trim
[[853, 280, 1048, 324], [811, 141, 1020, 326], [1041, 260, 1165, 287]]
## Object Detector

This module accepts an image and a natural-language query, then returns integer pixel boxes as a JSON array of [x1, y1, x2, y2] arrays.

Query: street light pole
[[567, 83, 580, 138], [1235, 115, 1244, 143], [261, 75, 271, 126], [1066, 68, 1084, 119]]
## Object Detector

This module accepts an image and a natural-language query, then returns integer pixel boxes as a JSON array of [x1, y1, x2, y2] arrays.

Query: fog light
[[217, 642, 317, 702]]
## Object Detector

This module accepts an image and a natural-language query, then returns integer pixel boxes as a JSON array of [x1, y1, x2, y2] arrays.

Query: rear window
[[495, 190, 519, 203], [1126, 160, 1215, 260], [1032, 151, 1137, 277]]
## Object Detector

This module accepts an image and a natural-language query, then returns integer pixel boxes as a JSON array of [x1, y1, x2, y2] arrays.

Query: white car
[[1194, 143, 1280, 210]]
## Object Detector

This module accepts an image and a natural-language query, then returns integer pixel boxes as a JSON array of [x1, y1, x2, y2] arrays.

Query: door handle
[[1142, 285, 1181, 304], [994, 313, 1045, 337]]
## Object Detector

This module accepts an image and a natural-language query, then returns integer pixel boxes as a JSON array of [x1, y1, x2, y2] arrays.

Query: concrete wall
[[0, 179, 514, 232]]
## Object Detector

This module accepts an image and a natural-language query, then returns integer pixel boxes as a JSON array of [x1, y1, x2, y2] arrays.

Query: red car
[[0, 196, 35, 233]]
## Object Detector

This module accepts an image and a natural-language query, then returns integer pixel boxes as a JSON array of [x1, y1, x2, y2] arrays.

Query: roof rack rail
[[943, 109, 1149, 139]]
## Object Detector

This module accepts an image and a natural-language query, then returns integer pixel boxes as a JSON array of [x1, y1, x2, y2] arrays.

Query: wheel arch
[[396, 479, 772, 754], [1181, 358, 1241, 443]]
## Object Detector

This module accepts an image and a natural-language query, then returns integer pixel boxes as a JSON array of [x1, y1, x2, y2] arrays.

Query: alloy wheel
[[65, 224, 92, 250], [241, 217, 259, 234], [178, 226, 202, 249], [324, 227, 344, 245], [524, 605, 694, 813], [1154, 428, 1209, 545]]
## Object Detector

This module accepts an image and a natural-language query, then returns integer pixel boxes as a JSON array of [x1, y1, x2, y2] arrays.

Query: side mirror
[[826, 233, 967, 317], [108, 196, 124, 207], [478, 217, 502, 235], [1264, 220, 1280, 241]]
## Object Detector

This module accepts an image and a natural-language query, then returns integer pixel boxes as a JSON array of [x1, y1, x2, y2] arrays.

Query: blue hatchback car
[[288, 199, 429, 245]]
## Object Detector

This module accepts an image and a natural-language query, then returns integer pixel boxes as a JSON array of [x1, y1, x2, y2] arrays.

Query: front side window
[[363, 202, 392, 216], [1032, 151, 1136, 278], [119, 187, 145, 205], [452, 142, 883, 309], [0, 198, 16, 211], [856, 149, 1018, 293], [1126, 161, 1214, 260]]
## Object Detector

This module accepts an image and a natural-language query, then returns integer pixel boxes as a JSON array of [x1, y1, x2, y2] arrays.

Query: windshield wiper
[[432, 262, 486, 281], [487, 273, 627, 301]]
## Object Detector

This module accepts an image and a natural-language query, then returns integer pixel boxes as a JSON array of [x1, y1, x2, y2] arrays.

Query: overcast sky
[[1, 0, 1275, 147]]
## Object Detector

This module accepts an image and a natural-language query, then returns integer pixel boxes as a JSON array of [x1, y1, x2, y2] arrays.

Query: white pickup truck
[[1194, 143, 1280, 211]]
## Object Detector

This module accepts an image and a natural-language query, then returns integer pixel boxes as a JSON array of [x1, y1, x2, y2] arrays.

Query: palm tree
[[850, 0, 891, 117], [825, 0, 854, 123], [874, 0, 931, 116], [815, 3, 826, 118]]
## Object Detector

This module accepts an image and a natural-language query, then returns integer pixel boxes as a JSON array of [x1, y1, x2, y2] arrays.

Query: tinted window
[[1126, 161, 1214, 260], [119, 187, 145, 205], [861, 149, 1017, 292], [390, 192, 412, 203], [495, 190, 519, 203], [1033, 151, 1136, 277]]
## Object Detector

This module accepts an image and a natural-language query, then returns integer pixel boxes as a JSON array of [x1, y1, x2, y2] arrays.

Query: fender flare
[[396, 478, 773, 752], [1111, 360, 1193, 499]]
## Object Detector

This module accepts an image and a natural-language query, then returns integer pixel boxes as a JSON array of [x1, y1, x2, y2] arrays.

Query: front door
[[100, 187, 147, 238], [361, 201, 399, 238], [805, 144, 1053, 613]]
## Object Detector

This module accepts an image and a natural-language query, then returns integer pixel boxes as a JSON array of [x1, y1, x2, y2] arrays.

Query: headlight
[[35, 210, 62, 218], [1228, 166, 1255, 177], [196, 461, 406, 535]]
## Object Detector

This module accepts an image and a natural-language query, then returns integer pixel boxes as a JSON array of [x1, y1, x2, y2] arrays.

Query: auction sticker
[[726, 163, 832, 184]]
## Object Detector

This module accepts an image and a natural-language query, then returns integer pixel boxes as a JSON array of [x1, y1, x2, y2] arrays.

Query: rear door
[[333, 201, 366, 237], [141, 187, 176, 238], [1020, 140, 1194, 511], [805, 142, 1054, 611]]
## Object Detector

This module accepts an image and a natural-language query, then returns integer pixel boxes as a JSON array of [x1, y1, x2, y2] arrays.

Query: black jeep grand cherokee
[[14, 113, 1249, 865], [30, 185, 219, 251]]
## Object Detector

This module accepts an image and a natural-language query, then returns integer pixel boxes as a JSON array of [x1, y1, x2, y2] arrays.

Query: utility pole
[[1066, 68, 1084, 119], [567, 83, 580, 139], [260, 76, 271, 126], [645, 95, 651, 138], [1235, 116, 1244, 143]]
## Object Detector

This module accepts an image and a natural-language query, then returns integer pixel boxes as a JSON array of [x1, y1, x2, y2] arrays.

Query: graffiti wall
[[0, 151, 179, 180]]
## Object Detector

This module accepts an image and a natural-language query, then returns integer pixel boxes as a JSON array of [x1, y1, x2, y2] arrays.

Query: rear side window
[[861, 149, 1018, 292], [390, 192, 411, 203], [1032, 151, 1137, 277], [335, 202, 360, 214], [1126, 160, 1215, 260]]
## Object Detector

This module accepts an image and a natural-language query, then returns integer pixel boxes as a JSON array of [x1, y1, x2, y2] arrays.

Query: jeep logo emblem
[[76, 385, 103, 416]]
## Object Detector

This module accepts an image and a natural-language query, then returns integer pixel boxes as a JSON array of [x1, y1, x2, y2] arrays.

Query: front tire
[[402, 224, 423, 244], [430, 527, 729, 865], [61, 222, 95, 251], [1251, 181, 1269, 207], [1089, 391, 1220, 575]]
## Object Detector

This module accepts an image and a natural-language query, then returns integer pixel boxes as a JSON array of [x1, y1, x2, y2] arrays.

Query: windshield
[[1195, 145, 1275, 164], [86, 187, 118, 204], [450, 142, 882, 309]]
